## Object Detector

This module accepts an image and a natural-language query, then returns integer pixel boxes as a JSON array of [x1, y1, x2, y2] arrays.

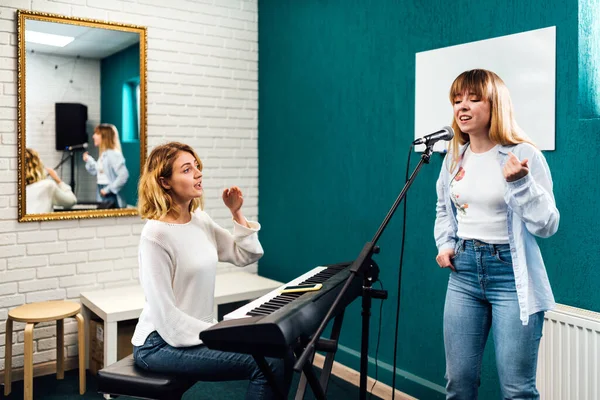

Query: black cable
[[368, 279, 385, 399], [74, 154, 79, 198], [31, 53, 81, 126], [391, 144, 413, 399], [55, 152, 68, 182]]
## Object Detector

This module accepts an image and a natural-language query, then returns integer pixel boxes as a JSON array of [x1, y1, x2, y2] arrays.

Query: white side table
[[80, 286, 144, 369], [80, 271, 283, 368]]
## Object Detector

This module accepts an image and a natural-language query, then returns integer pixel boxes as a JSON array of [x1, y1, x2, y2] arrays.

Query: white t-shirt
[[131, 209, 264, 348], [96, 155, 110, 185], [449, 145, 509, 244]]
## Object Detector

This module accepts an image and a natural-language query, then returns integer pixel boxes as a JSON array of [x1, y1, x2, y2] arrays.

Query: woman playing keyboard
[[131, 142, 292, 400]]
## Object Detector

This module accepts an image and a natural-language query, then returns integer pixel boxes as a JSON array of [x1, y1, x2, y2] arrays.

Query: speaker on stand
[[55, 103, 88, 193]]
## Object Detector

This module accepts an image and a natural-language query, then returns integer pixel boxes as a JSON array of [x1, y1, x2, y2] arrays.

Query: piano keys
[[224, 266, 327, 319], [200, 261, 360, 358]]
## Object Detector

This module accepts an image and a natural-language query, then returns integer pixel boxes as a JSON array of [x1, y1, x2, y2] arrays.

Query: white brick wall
[[0, 0, 258, 371], [26, 53, 100, 203]]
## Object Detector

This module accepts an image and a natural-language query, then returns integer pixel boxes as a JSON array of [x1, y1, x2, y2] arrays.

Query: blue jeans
[[444, 239, 544, 400], [97, 184, 119, 208], [133, 331, 293, 400]]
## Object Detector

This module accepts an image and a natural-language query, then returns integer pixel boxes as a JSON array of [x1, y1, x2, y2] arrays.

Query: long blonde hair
[[95, 124, 122, 155], [448, 69, 534, 171], [138, 142, 204, 220], [24, 148, 46, 185]]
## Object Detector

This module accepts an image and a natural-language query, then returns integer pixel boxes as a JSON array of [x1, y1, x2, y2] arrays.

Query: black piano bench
[[97, 354, 196, 400]]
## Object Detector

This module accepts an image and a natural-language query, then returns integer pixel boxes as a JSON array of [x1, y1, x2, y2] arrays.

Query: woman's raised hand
[[503, 152, 529, 182], [222, 186, 249, 227], [222, 186, 244, 213]]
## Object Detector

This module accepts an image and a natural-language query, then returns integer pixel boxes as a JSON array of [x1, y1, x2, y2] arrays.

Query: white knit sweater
[[131, 208, 264, 347], [26, 179, 77, 213]]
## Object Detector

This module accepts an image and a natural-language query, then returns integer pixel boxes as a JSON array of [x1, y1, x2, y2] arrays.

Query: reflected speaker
[[55, 103, 88, 151]]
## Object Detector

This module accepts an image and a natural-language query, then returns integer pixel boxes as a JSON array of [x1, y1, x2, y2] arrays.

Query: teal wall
[[579, 0, 600, 118], [257, 1, 594, 398], [100, 43, 140, 207]]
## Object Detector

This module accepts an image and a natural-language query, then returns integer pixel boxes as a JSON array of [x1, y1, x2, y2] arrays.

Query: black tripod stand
[[294, 142, 436, 399], [54, 151, 76, 192]]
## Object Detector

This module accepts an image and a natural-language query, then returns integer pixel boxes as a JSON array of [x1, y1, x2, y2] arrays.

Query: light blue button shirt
[[434, 142, 559, 325], [85, 149, 129, 208]]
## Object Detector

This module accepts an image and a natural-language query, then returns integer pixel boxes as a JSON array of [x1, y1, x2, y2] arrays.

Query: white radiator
[[537, 303, 600, 400]]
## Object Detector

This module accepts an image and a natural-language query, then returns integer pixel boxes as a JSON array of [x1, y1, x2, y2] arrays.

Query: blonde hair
[[95, 124, 122, 155], [138, 142, 204, 220], [447, 69, 535, 171], [24, 148, 46, 185]]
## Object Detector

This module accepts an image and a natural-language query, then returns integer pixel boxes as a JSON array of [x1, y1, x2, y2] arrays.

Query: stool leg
[[24, 323, 34, 400], [56, 319, 64, 379], [76, 313, 86, 394], [4, 317, 12, 396]]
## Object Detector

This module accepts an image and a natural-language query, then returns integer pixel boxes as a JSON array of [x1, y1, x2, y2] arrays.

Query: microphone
[[65, 143, 88, 151], [413, 126, 454, 146]]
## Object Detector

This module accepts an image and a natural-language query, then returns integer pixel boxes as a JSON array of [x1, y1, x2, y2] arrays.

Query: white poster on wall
[[414, 26, 556, 152]]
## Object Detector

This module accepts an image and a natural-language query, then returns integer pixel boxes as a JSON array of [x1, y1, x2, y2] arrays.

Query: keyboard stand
[[252, 355, 287, 399], [250, 311, 345, 400], [295, 312, 345, 400]]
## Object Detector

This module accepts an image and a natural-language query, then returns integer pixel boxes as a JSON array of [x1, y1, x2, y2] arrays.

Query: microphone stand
[[54, 150, 76, 192], [70, 151, 75, 192], [293, 142, 437, 400]]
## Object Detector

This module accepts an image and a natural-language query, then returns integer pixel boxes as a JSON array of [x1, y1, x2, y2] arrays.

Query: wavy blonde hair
[[24, 148, 46, 185], [138, 142, 204, 220], [95, 124, 122, 155], [448, 69, 535, 171]]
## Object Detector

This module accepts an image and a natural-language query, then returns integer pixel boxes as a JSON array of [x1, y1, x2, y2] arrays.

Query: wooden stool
[[4, 300, 85, 399]]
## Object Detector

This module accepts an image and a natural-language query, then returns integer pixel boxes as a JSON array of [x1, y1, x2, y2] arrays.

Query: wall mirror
[[17, 10, 146, 222]]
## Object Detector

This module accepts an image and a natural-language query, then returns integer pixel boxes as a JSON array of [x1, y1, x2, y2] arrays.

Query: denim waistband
[[459, 238, 510, 252]]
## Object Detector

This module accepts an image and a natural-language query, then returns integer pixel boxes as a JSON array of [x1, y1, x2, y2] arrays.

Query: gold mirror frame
[[17, 10, 147, 222]]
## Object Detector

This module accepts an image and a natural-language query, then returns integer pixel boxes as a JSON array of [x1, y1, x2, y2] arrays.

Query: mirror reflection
[[18, 11, 146, 221], [25, 147, 76, 213], [83, 123, 130, 209]]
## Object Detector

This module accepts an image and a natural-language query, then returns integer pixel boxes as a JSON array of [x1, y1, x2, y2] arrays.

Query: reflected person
[[25, 148, 77, 213], [83, 123, 129, 208]]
